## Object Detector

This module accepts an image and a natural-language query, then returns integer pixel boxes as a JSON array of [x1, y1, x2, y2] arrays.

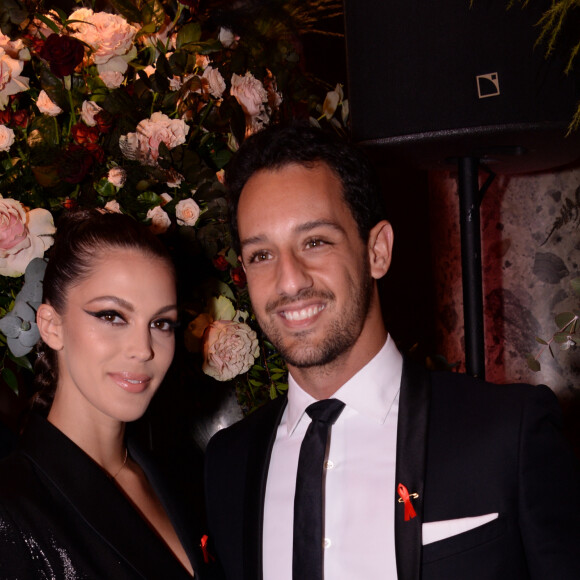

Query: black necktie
[[293, 399, 345, 580]]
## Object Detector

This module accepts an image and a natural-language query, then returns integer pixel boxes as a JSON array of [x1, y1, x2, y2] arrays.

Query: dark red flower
[[71, 122, 100, 145], [0, 110, 12, 125], [11, 110, 29, 128], [213, 255, 229, 271], [84, 143, 105, 163], [230, 266, 247, 288], [94, 110, 113, 134], [63, 198, 77, 210], [39, 34, 85, 78], [59, 145, 94, 184]]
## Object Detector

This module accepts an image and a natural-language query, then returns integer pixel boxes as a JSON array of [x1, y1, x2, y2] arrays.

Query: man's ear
[[368, 220, 394, 280], [36, 304, 64, 351]]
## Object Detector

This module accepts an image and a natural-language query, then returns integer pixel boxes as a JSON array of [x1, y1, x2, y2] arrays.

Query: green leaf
[[1, 367, 18, 395], [35, 13, 60, 35], [535, 337, 548, 345], [571, 277, 580, 297], [555, 312, 576, 330], [8, 352, 33, 372], [269, 384, 277, 399], [137, 191, 162, 207], [108, 0, 143, 24], [177, 23, 202, 49], [554, 332, 571, 344], [526, 354, 541, 372]]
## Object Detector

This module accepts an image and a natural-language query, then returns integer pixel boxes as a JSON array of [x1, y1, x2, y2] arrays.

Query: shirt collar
[[285, 335, 403, 436]]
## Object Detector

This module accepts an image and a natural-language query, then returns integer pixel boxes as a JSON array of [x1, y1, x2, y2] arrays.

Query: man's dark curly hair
[[225, 122, 387, 255]]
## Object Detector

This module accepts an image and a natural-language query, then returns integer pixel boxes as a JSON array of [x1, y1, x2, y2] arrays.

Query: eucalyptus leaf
[[571, 277, 580, 297], [555, 312, 576, 330], [535, 337, 548, 345], [526, 354, 541, 372]]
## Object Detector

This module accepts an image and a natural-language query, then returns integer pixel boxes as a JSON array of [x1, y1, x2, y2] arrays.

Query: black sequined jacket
[[0, 413, 206, 579]]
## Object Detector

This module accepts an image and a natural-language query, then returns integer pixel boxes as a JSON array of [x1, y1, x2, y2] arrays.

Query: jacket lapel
[[242, 396, 288, 580], [394, 357, 431, 580], [20, 415, 194, 579]]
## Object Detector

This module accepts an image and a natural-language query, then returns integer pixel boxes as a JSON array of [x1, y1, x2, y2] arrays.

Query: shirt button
[[323, 538, 332, 549], [324, 460, 334, 470]]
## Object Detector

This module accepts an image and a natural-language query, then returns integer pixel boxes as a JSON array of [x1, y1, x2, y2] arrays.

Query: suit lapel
[[242, 396, 288, 580], [394, 357, 431, 580], [20, 415, 193, 579]]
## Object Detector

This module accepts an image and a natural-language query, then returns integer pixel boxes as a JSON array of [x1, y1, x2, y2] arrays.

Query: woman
[[0, 210, 204, 578]]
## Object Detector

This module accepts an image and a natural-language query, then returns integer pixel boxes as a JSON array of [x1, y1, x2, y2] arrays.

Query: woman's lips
[[108, 373, 151, 393]]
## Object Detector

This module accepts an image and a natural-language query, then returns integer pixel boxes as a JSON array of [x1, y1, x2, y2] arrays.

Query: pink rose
[[0, 198, 55, 277], [146, 205, 171, 234], [81, 100, 102, 126], [36, 90, 62, 116], [230, 72, 268, 117], [0, 48, 29, 110], [107, 167, 126, 188], [0, 125, 15, 152], [202, 320, 259, 381], [119, 112, 189, 166], [202, 66, 226, 99], [176, 198, 200, 226]]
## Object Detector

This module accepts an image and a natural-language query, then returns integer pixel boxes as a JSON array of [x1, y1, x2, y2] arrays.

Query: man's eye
[[249, 250, 271, 263], [306, 238, 326, 249]]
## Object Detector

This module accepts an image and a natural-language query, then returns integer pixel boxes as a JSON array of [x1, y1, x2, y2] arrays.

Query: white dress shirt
[[262, 335, 403, 580]]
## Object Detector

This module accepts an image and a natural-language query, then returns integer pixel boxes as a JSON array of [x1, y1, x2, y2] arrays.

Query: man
[[204, 123, 580, 580]]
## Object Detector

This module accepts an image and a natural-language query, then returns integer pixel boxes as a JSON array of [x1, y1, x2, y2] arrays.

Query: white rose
[[36, 90, 62, 116], [81, 100, 102, 126], [202, 320, 259, 381], [0, 198, 55, 277], [160, 193, 173, 204], [0, 125, 15, 152], [230, 72, 268, 117], [147, 205, 171, 234], [176, 198, 200, 227], [218, 27, 237, 48], [107, 167, 126, 188], [203, 66, 226, 99]]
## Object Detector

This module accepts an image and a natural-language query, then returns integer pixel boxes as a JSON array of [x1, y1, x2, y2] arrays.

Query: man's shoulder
[[206, 395, 287, 455]]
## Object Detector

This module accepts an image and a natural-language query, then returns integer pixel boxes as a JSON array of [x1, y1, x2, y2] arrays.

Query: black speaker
[[343, 0, 580, 172]]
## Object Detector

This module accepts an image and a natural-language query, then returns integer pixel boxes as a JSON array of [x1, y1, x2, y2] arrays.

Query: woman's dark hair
[[225, 122, 387, 255], [32, 209, 175, 414]]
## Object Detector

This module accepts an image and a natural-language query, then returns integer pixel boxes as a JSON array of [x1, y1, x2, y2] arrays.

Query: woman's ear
[[36, 304, 63, 351], [368, 220, 394, 280]]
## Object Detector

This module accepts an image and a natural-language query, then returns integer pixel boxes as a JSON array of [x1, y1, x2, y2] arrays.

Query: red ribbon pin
[[397, 483, 419, 521], [200, 534, 215, 563]]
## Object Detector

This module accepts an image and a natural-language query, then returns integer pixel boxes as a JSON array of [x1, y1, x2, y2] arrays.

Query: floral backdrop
[[0, 0, 348, 419]]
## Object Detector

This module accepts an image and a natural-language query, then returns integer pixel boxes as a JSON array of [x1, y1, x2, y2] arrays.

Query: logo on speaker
[[476, 73, 500, 99]]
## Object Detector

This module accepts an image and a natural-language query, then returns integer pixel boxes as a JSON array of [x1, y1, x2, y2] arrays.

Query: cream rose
[[0, 198, 55, 277], [37, 90, 62, 116], [230, 72, 268, 118], [176, 198, 200, 226], [147, 205, 171, 234], [202, 320, 259, 381], [0, 125, 15, 152]]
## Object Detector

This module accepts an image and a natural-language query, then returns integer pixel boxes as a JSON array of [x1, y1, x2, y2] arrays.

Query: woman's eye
[[151, 319, 178, 332], [87, 310, 125, 325]]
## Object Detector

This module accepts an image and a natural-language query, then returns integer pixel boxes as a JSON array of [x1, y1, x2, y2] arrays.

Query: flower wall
[[0, 0, 347, 414]]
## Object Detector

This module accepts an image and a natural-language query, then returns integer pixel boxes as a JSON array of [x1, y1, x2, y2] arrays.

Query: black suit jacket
[[0, 414, 207, 579], [205, 359, 580, 580]]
